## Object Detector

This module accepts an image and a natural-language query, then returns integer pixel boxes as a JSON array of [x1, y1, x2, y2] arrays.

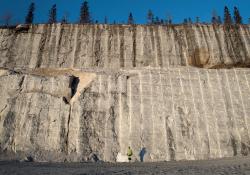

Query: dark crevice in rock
[[18, 76, 25, 88], [155, 26, 163, 67], [93, 26, 102, 67], [69, 76, 80, 98], [241, 142, 250, 156], [30, 109, 41, 145], [132, 26, 137, 67], [172, 26, 185, 66], [231, 136, 238, 156], [61, 110, 68, 153], [62, 97, 69, 104], [212, 25, 224, 64], [36, 27, 47, 68], [119, 26, 125, 68], [1, 97, 17, 151], [0, 105, 7, 114], [165, 116, 176, 161]]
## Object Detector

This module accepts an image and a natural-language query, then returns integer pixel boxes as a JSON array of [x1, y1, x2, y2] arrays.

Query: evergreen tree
[[128, 12, 134, 24], [80, 1, 91, 24], [234, 6, 242, 24], [25, 2, 35, 24], [48, 4, 57, 24], [224, 6, 232, 25], [147, 10, 154, 24]]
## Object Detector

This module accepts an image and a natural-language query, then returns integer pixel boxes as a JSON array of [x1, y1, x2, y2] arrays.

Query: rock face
[[0, 24, 250, 69], [0, 24, 250, 162]]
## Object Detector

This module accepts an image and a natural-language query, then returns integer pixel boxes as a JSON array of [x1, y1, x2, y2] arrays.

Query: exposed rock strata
[[0, 24, 250, 69], [1, 67, 250, 162]]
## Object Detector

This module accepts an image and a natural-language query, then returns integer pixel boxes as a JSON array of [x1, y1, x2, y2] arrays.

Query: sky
[[0, 0, 249, 24]]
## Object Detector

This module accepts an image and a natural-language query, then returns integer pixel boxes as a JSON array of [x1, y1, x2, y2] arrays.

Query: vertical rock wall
[[1, 68, 250, 162], [1, 24, 250, 162], [0, 24, 250, 69]]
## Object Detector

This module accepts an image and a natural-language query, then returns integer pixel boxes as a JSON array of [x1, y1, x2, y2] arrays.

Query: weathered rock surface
[[0, 24, 250, 69], [1, 24, 250, 162], [1, 67, 250, 162]]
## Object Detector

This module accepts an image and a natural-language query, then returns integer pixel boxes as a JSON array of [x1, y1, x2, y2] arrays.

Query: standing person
[[127, 146, 133, 162]]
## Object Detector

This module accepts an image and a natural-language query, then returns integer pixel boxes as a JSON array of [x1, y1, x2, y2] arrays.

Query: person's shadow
[[139, 147, 146, 162]]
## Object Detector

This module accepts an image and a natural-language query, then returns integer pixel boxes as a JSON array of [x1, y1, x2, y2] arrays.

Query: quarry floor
[[1, 157, 250, 175]]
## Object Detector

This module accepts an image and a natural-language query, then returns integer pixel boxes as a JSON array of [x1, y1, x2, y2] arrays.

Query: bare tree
[[2, 12, 13, 26]]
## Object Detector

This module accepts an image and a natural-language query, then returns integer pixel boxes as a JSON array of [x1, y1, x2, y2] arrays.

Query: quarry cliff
[[0, 24, 250, 162], [1, 24, 250, 69]]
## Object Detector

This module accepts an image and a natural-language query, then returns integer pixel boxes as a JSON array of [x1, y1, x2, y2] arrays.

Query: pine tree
[[128, 12, 134, 24], [48, 4, 57, 24], [224, 6, 232, 25], [147, 10, 154, 24], [25, 2, 35, 24], [234, 6, 242, 24], [80, 1, 91, 24]]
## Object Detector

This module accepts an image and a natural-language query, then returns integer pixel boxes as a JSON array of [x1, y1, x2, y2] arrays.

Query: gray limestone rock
[[0, 67, 250, 162], [1, 24, 250, 162]]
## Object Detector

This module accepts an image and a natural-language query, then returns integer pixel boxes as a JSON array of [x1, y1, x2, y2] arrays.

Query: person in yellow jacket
[[127, 146, 133, 162]]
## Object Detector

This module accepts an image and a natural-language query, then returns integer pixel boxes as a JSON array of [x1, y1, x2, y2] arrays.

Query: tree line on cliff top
[[0, 1, 246, 26]]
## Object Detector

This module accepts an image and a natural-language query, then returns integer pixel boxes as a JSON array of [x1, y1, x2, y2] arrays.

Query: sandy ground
[[1, 157, 250, 175]]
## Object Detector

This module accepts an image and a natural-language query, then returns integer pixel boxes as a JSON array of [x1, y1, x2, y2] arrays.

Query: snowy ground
[[1, 157, 250, 175]]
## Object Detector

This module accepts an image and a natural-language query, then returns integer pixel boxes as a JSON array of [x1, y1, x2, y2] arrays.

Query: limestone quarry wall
[[1, 67, 250, 162], [1, 24, 250, 162], [0, 24, 250, 69]]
